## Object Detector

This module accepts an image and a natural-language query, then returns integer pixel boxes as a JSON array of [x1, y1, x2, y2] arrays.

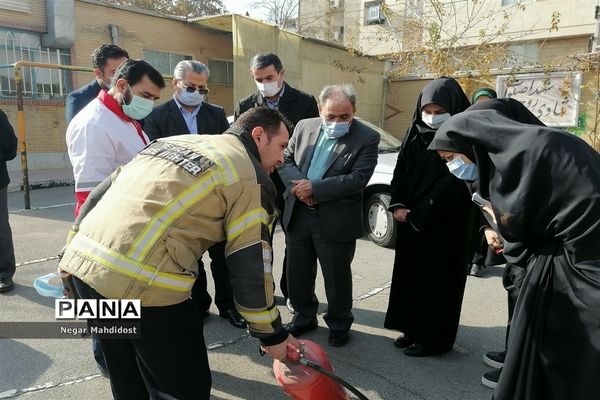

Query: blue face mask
[[177, 86, 205, 106], [446, 155, 478, 181], [122, 85, 154, 120], [322, 121, 350, 139]]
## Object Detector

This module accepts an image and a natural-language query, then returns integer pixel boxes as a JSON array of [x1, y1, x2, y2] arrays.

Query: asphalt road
[[0, 186, 505, 399]]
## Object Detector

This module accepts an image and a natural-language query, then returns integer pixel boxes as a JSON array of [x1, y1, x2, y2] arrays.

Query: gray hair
[[173, 60, 210, 80], [319, 84, 356, 109]]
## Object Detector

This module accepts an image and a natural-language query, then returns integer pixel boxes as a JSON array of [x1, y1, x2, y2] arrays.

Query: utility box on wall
[[42, 0, 75, 48]]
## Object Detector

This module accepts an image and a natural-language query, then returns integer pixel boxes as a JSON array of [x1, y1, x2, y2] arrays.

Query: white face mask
[[421, 112, 451, 129], [256, 80, 281, 97]]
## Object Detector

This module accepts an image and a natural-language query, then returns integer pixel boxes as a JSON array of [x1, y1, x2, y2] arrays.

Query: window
[[208, 60, 233, 86], [0, 28, 71, 99], [507, 44, 539, 67], [365, 2, 385, 25], [143, 50, 192, 75]]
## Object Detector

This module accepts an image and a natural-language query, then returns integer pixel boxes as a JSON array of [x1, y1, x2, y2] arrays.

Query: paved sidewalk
[[1, 186, 507, 400]]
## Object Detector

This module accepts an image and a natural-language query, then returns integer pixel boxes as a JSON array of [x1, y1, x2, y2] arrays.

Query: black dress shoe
[[393, 334, 415, 349], [328, 331, 350, 347], [284, 318, 318, 337], [0, 278, 14, 293], [403, 343, 433, 357], [219, 309, 247, 329]]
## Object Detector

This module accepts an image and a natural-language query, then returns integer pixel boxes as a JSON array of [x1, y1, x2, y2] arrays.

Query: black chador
[[384, 77, 474, 355], [430, 109, 600, 400]]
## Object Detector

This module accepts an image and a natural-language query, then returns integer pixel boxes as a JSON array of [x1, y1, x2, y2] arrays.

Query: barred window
[[0, 28, 71, 99], [143, 50, 192, 75]]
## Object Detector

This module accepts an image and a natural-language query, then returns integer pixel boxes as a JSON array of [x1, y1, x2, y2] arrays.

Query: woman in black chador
[[429, 109, 600, 400], [384, 77, 473, 357]]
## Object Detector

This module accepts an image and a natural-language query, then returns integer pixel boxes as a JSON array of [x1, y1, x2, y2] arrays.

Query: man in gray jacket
[[278, 84, 379, 346]]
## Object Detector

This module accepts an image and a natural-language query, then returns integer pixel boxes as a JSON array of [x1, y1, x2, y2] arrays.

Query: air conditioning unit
[[332, 31, 340, 41], [330, 0, 341, 10]]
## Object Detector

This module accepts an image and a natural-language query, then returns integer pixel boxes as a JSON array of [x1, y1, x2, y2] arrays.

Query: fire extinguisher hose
[[298, 357, 369, 400]]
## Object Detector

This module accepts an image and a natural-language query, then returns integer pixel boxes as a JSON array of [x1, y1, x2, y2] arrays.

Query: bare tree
[[344, 0, 538, 78], [251, 0, 299, 30], [105, 0, 226, 19]]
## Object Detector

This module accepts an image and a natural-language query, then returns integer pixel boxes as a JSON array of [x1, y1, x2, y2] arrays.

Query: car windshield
[[357, 118, 402, 152]]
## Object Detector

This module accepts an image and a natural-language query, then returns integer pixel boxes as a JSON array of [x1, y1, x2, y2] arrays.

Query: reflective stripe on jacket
[[60, 131, 283, 339]]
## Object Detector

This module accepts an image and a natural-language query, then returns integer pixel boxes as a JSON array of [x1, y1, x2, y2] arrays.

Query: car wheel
[[364, 193, 396, 247]]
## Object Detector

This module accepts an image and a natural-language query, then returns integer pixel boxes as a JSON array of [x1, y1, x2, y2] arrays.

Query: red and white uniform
[[66, 90, 148, 216]]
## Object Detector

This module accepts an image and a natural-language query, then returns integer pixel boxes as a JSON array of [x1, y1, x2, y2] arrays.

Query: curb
[[8, 179, 74, 193]]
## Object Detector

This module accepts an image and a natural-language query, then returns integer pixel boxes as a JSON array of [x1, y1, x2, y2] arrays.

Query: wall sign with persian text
[[496, 72, 582, 127]]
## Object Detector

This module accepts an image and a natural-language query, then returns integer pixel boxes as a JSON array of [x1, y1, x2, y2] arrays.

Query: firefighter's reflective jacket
[[59, 128, 286, 343]]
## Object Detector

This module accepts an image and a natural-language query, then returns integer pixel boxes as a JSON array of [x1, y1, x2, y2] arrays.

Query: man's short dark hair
[[91, 44, 129, 70], [112, 59, 165, 89], [234, 108, 291, 140], [249, 53, 283, 73]]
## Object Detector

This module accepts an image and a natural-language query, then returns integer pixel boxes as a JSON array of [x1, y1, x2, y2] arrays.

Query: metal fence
[[1, 31, 72, 99], [1, 61, 93, 209], [1, 61, 173, 210]]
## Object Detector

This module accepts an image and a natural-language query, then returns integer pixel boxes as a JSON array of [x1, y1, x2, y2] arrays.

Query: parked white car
[[357, 119, 402, 248]]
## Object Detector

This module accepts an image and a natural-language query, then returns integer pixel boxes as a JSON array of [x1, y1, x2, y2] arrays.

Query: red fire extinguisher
[[272, 339, 369, 400]]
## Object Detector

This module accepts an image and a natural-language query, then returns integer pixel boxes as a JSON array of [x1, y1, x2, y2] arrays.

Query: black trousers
[[0, 187, 15, 280], [73, 277, 211, 400], [502, 262, 526, 350], [191, 241, 235, 313], [286, 205, 355, 333]]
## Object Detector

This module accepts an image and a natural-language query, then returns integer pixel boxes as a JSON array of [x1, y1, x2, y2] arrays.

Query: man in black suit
[[279, 84, 379, 347], [65, 44, 129, 124], [143, 60, 245, 329], [0, 109, 17, 293], [234, 53, 318, 310]]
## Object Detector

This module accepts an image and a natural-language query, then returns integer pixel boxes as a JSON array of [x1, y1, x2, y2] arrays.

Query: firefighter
[[59, 107, 300, 399]]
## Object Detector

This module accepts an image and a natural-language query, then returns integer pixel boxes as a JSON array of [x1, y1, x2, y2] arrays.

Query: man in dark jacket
[[143, 60, 245, 328], [234, 54, 318, 128], [0, 109, 18, 292], [65, 44, 129, 124], [143, 61, 229, 140], [234, 53, 319, 309]]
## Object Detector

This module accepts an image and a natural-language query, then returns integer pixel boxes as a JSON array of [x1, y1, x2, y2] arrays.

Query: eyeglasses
[[179, 82, 209, 95]]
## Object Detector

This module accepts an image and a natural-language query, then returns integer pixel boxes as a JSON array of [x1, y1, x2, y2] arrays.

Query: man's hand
[[291, 179, 313, 201], [393, 208, 411, 223], [261, 334, 302, 362]]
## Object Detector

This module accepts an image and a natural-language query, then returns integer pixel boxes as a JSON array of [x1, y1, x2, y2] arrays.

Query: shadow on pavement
[[203, 303, 506, 400], [0, 339, 52, 392]]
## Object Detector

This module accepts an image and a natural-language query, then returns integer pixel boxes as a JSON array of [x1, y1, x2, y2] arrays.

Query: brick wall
[[0, 1, 235, 161], [0, 0, 47, 32], [72, 1, 234, 112]]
